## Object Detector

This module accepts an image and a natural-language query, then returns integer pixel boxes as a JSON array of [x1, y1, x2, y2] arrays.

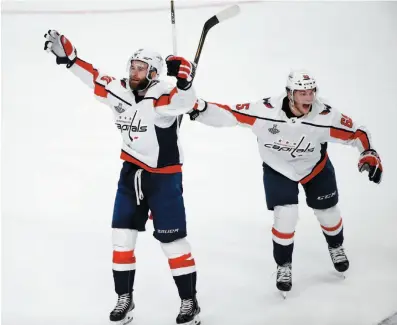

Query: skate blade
[[110, 309, 134, 325], [181, 314, 201, 325], [334, 270, 346, 279], [279, 291, 287, 299]]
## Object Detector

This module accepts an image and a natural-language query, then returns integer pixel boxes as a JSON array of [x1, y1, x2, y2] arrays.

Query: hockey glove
[[44, 30, 77, 68], [189, 99, 208, 121], [358, 149, 383, 184], [166, 56, 196, 90]]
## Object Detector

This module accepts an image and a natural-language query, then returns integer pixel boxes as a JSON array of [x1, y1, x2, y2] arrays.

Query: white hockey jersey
[[70, 58, 197, 174], [195, 95, 373, 183]]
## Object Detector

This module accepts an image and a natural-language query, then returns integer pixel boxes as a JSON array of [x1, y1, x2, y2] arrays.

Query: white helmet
[[286, 70, 317, 92], [126, 48, 164, 81]]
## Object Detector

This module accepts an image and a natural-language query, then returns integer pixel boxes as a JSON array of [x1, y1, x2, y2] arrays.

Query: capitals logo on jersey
[[116, 111, 147, 141], [264, 136, 315, 158]]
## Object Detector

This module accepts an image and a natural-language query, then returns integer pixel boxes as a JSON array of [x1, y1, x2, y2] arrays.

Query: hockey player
[[189, 70, 383, 295], [44, 30, 201, 325]]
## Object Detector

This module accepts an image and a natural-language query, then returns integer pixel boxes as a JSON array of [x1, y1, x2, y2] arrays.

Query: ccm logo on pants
[[317, 191, 337, 200]]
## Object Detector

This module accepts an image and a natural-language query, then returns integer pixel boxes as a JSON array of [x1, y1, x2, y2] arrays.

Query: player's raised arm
[[152, 56, 197, 116], [44, 30, 116, 104]]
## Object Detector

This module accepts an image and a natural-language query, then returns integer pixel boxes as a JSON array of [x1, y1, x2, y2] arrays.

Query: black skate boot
[[109, 293, 135, 325], [328, 245, 349, 273], [276, 263, 292, 296], [176, 297, 201, 325]]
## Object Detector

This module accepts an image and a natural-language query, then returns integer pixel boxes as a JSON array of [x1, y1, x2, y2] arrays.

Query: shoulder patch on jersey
[[319, 103, 332, 115], [263, 97, 274, 108], [100, 75, 116, 85]]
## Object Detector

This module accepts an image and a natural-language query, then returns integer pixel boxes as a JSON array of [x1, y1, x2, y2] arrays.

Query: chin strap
[[289, 97, 304, 117], [127, 78, 159, 93]]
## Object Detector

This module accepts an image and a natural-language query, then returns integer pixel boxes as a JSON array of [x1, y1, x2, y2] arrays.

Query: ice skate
[[276, 263, 292, 298], [328, 245, 349, 275], [176, 297, 201, 325], [109, 293, 135, 325]]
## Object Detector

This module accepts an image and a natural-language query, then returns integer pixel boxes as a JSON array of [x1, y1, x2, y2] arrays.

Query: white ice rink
[[2, 1, 397, 324]]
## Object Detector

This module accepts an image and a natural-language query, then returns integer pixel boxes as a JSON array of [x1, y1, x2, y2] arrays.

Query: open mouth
[[302, 104, 311, 109]]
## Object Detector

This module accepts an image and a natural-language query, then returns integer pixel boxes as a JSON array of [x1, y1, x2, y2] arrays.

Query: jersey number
[[341, 114, 353, 128], [236, 103, 250, 110]]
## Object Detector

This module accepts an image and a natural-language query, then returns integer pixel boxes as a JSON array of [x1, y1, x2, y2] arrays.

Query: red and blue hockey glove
[[166, 55, 196, 90], [358, 149, 383, 184]]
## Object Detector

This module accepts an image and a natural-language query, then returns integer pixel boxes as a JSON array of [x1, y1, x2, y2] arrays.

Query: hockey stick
[[193, 4, 240, 67], [179, 4, 241, 126], [170, 1, 185, 127], [170, 0, 177, 55]]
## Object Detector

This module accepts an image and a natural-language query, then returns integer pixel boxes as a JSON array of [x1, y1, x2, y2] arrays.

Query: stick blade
[[215, 4, 240, 22]]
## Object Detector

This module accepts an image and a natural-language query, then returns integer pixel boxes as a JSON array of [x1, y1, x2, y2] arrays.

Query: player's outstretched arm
[[44, 30, 115, 104], [326, 109, 382, 184], [190, 99, 264, 128]]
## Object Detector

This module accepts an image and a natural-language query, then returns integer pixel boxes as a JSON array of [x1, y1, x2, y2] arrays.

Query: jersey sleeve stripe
[[75, 58, 109, 98], [153, 87, 178, 107], [330, 128, 370, 151], [208, 102, 257, 125]]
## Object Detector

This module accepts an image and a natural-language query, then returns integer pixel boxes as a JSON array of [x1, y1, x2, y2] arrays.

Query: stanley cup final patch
[[268, 124, 280, 134], [114, 103, 126, 114]]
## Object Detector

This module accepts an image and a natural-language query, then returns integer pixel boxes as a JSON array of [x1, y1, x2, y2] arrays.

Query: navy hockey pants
[[263, 158, 339, 210], [112, 161, 187, 243]]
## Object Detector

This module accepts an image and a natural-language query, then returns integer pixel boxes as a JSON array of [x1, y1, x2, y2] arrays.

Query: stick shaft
[[171, 0, 177, 55]]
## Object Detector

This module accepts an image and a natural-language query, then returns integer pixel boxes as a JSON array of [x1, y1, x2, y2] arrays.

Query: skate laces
[[277, 263, 292, 283], [329, 246, 347, 264], [180, 298, 194, 315], [134, 169, 144, 205], [114, 294, 131, 313]]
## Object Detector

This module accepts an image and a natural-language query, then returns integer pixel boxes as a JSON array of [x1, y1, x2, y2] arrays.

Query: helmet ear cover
[[147, 66, 158, 80]]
